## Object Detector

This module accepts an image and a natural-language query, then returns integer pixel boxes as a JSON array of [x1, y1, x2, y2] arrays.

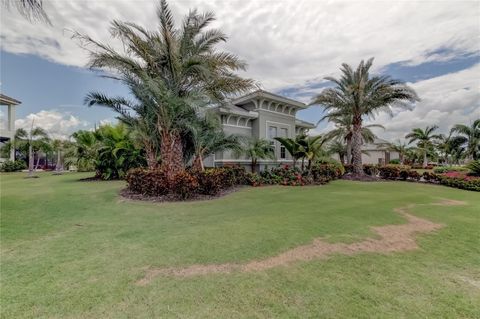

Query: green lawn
[[1, 172, 479, 318]]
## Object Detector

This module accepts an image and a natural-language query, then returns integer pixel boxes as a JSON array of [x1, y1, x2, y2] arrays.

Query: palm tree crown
[[311, 58, 418, 176]]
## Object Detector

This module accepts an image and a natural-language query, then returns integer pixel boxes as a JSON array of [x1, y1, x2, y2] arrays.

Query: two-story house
[[204, 90, 316, 171]]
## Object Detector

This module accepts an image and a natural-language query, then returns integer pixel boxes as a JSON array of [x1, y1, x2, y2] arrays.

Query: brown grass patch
[[136, 199, 466, 285]]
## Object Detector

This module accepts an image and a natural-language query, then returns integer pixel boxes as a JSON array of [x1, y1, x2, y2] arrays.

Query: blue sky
[[1, 0, 479, 140]]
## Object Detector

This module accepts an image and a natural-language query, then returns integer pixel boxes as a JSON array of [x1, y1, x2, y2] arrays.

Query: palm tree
[[327, 140, 347, 164], [322, 114, 384, 164], [387, 140, 409, 165], [187, 113, 242, 171], [296, 135, 327, 172], [2, 0, 50, 24], [436, 133, 466, 165], [78, 0, 254, 180], [64, 130, 99, 172], [311, 58, 418, 176], [274, 135, 304, 168], [235, 138, 275, 173], [450, 119, 480, 160], [20, 122, 49, 177], [51, 139, 65, 174], [406, 125, 442, 168]]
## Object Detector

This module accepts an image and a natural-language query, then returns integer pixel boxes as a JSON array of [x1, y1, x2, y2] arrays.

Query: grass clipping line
[[136, 199, 465, 285]]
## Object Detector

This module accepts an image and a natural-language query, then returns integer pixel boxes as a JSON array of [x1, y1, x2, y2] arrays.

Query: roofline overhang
[[216, 106, 259, 119], [232, 90, 307, 109], [0, 94, 21, 106]]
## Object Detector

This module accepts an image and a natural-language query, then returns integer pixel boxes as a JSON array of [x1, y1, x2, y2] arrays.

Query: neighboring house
[[361, 138, 399, 165], [0, 94, 21, 161], [204, 90, 316, 171]]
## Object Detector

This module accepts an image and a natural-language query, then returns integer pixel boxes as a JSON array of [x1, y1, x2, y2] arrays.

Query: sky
[[1, 0, 479, 140]]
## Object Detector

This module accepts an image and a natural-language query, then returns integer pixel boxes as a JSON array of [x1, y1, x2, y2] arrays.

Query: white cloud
[[1, 0, 479, 90], [364, 64, 480, 141], [15, 110, 89, 140]]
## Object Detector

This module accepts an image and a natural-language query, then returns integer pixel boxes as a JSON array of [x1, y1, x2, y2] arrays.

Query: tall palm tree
[[23, 124, 49, 177], [450, 119, 480, 160], [311, 58, 418, 176], [51, 139, 65, 174], [405, 125, 442, 168], [187, 113, 242, 171], [436, 133, 466, 165], [78, 0, 254, 179], [235, 138, 275, 173]]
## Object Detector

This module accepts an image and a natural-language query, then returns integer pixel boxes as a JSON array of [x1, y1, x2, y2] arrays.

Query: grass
[[1, 172, 479, 318]]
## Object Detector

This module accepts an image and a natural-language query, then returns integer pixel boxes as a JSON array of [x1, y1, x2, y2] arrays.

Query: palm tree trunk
[[346, 138, 352, 164], [251, 159, 257, 173], [339, 153, 345, 165], [28, 144, 34, 176], [160, 131, 184, 180], [56, 150, 62, 172], [192, 155, 204, 172], [144, 140, 158, 170], [351, 122, 364, 175], [35, 152, 41, 170], [301, 158, 305, 171], [423, 151, 428, 168]]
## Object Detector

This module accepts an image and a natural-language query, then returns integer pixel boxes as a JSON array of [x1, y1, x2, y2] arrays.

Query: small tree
[[406, 125, 441, 168], [235, 138, 275, 173]]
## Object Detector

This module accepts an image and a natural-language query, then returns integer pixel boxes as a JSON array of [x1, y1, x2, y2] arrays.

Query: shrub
[[433, 166, 468, 174], [408, 170, 421, 181], [315, 158, 345, 175], [170, 171, 199, 199], [379, 165, 401, 179], [126, 168, 170, 196], [399, 169, 409, 180], [466, 160, 480, 176], [343, 164, 353, 174], [0, 160, 27, 172], [310, 163, 343, 183], [363, 164, 379, 176], [194, 168, 239, 195], [389, 159, 400, 164], [422, 171, 438, 182], [436, 174, 480, 192], [260, 166, 305, 186]]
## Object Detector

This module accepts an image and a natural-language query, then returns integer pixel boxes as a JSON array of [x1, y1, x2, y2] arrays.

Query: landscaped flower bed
[[125, 164, 343, 200]]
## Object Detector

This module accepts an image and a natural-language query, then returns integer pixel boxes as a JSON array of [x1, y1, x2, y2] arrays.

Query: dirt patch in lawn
[[136, 199, 466, 285]]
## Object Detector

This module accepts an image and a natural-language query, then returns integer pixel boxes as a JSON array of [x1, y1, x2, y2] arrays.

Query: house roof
[[215, 104, 259, 119], [0, 94, 21, 106], [362, 138, 391, 151], [232, 90, 307, 109], [295, 119, 316, 129]]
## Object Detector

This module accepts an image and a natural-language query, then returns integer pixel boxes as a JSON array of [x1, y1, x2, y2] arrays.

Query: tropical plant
[[327, 140, 347, 164], [297, 134, 328, 172], [78, 0, 254, 180], [274, 135, 304, 168], [51, 139, 65, 173], [466, 160, 480, 176], [311, 58, 418, 176], [450, 119, 480, 160], [387, 140, 409, 165], [94, 124, 146, 179], [436, 133, 466, 165], [322, 114, 384, 164], [64, 130, 99, 172], [406, 125, 442, 168], [186, 113, 241, 171], [235, 138, 275, 173]]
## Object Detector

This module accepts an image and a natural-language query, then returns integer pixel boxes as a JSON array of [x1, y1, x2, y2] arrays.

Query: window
[[279, 128, 288, 159], [268, 126, 277, 140]]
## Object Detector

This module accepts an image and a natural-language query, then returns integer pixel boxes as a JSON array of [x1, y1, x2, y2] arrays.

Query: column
[[8, 104, 15, 160]]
